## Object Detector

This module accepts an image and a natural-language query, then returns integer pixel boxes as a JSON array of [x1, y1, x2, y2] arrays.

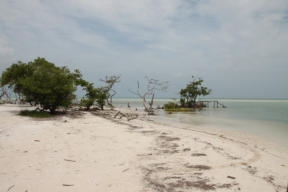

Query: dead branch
[[130, 76, 168, 115], [100, 75, 120, 107], [114, 111, 138, 121], [7, 185, 15, 192]]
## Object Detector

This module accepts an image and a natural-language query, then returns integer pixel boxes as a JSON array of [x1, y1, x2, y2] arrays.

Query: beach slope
[[0, 104, 287, 192]]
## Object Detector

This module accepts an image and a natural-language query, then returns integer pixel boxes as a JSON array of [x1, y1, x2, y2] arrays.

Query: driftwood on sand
[[114, 111, 138, 121], [7, 185, 15, 192]]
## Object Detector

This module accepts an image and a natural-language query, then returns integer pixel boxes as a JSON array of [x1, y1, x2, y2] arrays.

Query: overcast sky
[[0, 0, 287, 98]]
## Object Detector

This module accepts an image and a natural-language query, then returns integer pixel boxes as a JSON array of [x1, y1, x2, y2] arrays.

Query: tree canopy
[[80, 83, 108, 110], [1, 58, 81, 113], [180, 76, 211, 107], [0, 57, 114, 113]]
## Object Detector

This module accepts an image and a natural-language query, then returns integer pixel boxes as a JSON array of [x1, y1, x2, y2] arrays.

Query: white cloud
[[0, 0, 287, 97], [0, 35, 13, 55]]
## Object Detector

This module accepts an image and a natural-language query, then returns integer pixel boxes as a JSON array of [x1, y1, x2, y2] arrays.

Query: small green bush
[[164, 102, 196, 112], [164, 102, 178, 110], [165, 108, 192, 112], [180, 76, 211, 108], [80, 98, 95, 110], [19, 110, 54, 118]]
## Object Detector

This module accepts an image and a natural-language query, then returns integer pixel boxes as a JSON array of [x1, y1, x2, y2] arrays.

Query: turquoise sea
[[113, 98, 288, 147]]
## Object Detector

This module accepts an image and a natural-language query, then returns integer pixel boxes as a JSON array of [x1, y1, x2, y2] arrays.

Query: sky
[[0, 0, 287, 98]]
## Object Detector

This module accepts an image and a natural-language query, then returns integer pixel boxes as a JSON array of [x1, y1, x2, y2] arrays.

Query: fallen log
[[114, 111, 138, 121]]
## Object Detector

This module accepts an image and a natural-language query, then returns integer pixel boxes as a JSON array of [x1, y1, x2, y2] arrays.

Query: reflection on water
[[114, 98, 288, 147]]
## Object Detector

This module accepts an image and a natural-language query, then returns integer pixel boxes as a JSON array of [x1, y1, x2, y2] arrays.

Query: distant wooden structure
[[197, 100, 226, 108]]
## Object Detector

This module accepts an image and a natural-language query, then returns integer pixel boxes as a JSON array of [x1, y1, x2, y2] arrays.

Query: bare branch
[[100, 75, 121, 107], [131, 76, 168, 115]]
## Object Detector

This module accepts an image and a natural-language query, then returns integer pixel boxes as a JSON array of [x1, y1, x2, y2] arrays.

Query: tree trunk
[[49, 106, 56, 114]]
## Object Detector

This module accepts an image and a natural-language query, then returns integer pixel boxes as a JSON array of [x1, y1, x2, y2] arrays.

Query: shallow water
[[114, 98, 288, 147]]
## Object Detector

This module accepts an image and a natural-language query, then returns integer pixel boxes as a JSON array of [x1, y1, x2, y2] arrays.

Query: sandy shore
[[0, 104, 287, 192]]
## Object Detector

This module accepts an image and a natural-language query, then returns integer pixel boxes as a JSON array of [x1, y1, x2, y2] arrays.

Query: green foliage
[[163, 100, 200, 112], [165, 108, 192, 112], [80, 83, 95, 110], [19, 110, 54, 118], [1, 61, 33, 94], [180, 98, 185, 106], [80, 83, 108, 110], [80, 98, 95, 110], [180, 76, 211, 107], [95, 87, 108, 110], [164, 102, 178, 110], [1, 58, 81, 113]]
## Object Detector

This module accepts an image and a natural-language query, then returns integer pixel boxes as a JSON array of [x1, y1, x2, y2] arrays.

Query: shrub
[[1, 58, 81, 113], [164, 102, 178, 110], [180, 76, 211, 107], [80, 98, 95, 110], [80, 83, 108, 110]]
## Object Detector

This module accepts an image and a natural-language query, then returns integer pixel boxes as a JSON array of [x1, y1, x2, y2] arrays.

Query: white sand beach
[[0, 104, 287, 192]]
